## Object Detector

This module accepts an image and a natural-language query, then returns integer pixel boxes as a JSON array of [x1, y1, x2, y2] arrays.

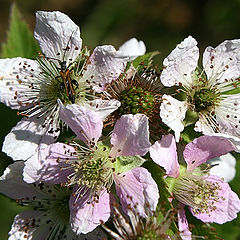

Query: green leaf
[[113, 155, 145, 173], [1, 4, 40, 59]]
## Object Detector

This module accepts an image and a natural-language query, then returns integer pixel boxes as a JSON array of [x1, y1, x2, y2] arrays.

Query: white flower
[[0, 11, 126, 161], [0, 161, 107, 240], [160, 36, 240, 141]]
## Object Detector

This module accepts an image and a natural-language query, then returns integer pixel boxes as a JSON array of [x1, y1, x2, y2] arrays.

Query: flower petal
[[160, 95, 188, 142], [8, 211, 48, 240], [208, 153, 236, 182], [116, 38, 146, 61], [194, 113, 215, 135], [110, 114, 150, 157], [114, 167, 159, 218], [0, 162, 43, 200], [23, 143, 74, 184], [87, 98, 121, 120], [203, 39, 240, 84], [70, 189, 110, 234], [34, 11, 82, 64], [161, 36, 199, 87], [183, 135, 236, 172], [191, 175, 240, 224], [178, 204, 192, 240], [82, 45, 125, 92], [0, 57, 40, 110], [216, 94, 240, 136], [2, 117, 59, 161], [209, 133, 240, 152], [59, 100, 103, 144], [150, 134, 179, 178]]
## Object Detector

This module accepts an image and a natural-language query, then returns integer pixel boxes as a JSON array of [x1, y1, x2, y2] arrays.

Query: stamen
[[173, 172, 222, 215]]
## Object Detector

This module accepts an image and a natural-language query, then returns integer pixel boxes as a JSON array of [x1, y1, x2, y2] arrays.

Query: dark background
[[0, 0, 240, 239]]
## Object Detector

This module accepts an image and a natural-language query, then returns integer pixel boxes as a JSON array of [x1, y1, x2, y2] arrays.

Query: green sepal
[[132, 51, 159, 72], [183, 109, 199, 127], [221, 83, 240, 95], [113, 155, 145, 174], [1, 4, 40, 58]]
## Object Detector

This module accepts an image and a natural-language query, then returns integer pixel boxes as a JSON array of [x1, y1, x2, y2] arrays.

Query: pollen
[[173, 172, 223, 215]]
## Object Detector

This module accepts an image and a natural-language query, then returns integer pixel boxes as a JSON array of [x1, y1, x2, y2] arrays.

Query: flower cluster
[[0, 10, 240, 240]]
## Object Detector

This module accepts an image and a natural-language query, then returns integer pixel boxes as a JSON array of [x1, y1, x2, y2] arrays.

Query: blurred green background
[[0, 0, 240, 239]]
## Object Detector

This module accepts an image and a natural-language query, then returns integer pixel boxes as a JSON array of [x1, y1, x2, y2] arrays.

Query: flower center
[[193, 88, 220, 112], [172, 172, 223, 215], [65, 141, 114, 199], [118, 86, 155, 115], [17, 183, 72, 238]]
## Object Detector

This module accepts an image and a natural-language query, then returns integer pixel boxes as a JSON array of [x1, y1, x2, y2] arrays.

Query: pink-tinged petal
[[116, 38, 146, 61], [24, 142, 75, 184], [150, 134, 179, 178], [178, 204, 192, 240], [191, 175, 240, 224], [160, 95, 188, 142], [208, 153, 236, 182], [161, 36, 199, 87], [114, 167, 159, 218], [203, 39, 240, 83], [209, 133, 240, 152], [184, 135, 236, 172], [110, 114, 150, 157], [88, 98, 121, 120], [59, 100, 103, 144], [2, 117, 59, 161], [70, 189, 110, 234], [0, 162, 43, 200], [9, 211, 48, 240], [34, 11, 82, 64], [0, 58, 41, 110], [82, 45, 126, 92]]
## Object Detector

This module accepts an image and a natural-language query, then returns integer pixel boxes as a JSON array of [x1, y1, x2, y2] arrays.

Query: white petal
[[116, 38, 146, 61], [82, 45, 125, 92], [216, 94, 240, 137], [161, 36, 199, 87], [208, 153, 236, 182], [194, 113, 215, 135], [34, 11, 82, 65], [0, 57, 40, 110], [2, 117, 59, 161], [87, 98, 121, 120], [0, 162, 42, 200], [203, 39, 240, 84], [23, 144, 51, 183], [9, 211, 45, 240], [160, 95, 188, 142]]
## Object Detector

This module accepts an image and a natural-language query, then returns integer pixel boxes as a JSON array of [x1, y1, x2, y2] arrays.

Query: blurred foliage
[[1, 3, 40, 58], [0, 0, 240, 239]]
